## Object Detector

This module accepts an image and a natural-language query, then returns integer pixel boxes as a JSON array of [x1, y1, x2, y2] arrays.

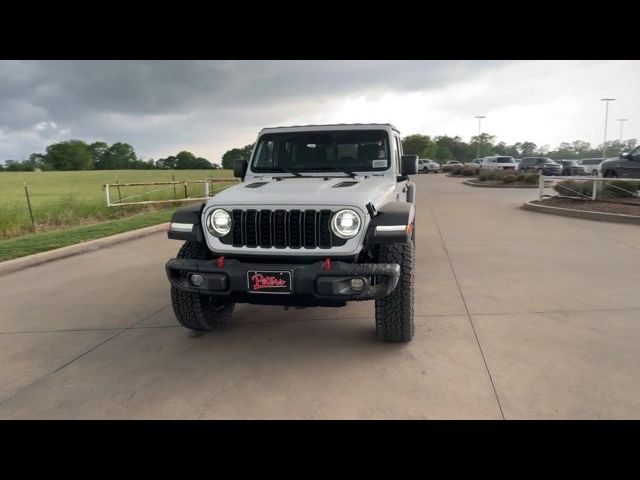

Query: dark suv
[[556, 160, 586, 176], [517, 157, 563, 175], [600, 146, 640, 178]]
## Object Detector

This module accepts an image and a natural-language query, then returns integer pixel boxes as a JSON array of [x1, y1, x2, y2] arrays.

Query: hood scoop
[[332, 181, 359, 188], [245, 182, 269, 189]]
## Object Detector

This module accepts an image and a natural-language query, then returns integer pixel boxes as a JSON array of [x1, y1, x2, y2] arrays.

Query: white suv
[[478, 156, 517, 171], [579, 158, 605, 176], [418, 159, 441, 173]]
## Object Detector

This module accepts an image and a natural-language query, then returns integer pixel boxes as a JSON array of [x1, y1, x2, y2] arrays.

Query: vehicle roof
[[259, 123, 401, 134]]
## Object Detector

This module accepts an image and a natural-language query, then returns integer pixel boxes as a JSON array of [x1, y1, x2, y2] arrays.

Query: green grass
[[0, 169, 235, 239], [0, 208, 181, 262]]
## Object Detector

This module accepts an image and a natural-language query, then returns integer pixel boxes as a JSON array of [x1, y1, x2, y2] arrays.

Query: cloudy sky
[[1, 60, 638, 163]]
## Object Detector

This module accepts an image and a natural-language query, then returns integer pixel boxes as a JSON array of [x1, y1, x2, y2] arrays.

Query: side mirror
[[620, 152, 630, 159], [233, 158, 248, 178], [401, 154, 418, 176]]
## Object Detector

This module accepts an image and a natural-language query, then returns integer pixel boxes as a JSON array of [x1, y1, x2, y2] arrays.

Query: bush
[[600, 180, 640, 199], [502, 174, 517, 184], [477, 171, 491, 181], [461, 167, 475, 176], [524, 173, 539, 184]]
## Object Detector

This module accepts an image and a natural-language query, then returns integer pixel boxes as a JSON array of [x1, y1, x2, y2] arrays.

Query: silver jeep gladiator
[[165, 123, 418, 342]]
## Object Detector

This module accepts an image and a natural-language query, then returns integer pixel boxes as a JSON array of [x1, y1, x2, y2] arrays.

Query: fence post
[[115, 178, 125, 218], [539, 172, 544, 200], [592, 177, 598, 201], [204, 178, 210, 198], [184, 182, 188, 199], [23, 181, 36, 233], [105, 184, 111, 207], [172, 174, 177, 199]]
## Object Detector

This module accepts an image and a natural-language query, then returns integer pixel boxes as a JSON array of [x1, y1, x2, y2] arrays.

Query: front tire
[[171, 241, 235, 331], [374, 241, 415, 343]]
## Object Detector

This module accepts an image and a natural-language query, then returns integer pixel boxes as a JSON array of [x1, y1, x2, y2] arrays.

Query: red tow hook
[[323, 257, 331, 272], [217, 256, 225, 268]]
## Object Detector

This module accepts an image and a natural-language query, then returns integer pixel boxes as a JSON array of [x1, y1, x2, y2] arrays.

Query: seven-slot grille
[[230, 209, 334, 249]]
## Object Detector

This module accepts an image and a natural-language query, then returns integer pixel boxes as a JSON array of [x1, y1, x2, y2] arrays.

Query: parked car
[[465, 158, 483, 167], [600, 147, 640, 178], [517, 157, 563, 175], [478, 156, 517, 171], [442, 160, 463, 173], [579, 158, 606, 176], [418, 159, 441, 173], [556, 160, 587, 176]]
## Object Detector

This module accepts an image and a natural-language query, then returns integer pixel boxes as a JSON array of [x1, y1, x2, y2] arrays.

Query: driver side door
[[622, 147, 640, 178]]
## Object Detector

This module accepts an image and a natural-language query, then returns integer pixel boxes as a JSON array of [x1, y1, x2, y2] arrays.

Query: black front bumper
[[166, 258, 401, 307]]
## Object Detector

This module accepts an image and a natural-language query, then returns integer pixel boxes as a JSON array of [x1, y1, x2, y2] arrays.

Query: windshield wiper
[[317, 165, 357, 178], [273, 167, 303, 177]]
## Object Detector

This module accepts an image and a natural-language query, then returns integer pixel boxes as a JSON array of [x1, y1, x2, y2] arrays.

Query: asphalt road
[[1, 174, 640, 419]]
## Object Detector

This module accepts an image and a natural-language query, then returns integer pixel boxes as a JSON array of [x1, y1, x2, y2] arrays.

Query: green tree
[[88, 141, 109, 168], [5, 160, 35, 171], [175, 151, 212, 169], [520, 141, 537, 156], [95, 142, 138, 169], [436, 145, 454, 162], [401, 134, 438, 159], [435, 135, 471, 162], [42, 140, 93, 170], [470, 133, 495, 157], [221, 144, 254, 169], [156, 155, 177, 169]]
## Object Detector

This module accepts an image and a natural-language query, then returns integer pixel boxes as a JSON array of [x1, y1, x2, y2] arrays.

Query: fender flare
[[167, 202, 206, 242], [364, 202, 415, 253]]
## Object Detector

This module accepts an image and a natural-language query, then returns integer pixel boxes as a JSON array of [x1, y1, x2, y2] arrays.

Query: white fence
[[538, 175, 639, 201], [103, 178, 237, 207]]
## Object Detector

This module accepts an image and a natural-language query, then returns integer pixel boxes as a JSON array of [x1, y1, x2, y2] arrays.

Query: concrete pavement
[[1, 174, 639, 419]]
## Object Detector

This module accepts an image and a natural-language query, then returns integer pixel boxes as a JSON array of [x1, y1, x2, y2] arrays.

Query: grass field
[[0, 208, 182, 262], [0, 169, 236, 239]]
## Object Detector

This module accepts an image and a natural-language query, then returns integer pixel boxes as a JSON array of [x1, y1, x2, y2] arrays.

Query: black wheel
[[374, 241, 415, 343], [171, 241, 235, 331]]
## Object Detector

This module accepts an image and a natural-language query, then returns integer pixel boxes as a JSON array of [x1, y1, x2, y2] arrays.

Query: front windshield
[[497, 157, 515, 163], [251, 130, 390, 173]]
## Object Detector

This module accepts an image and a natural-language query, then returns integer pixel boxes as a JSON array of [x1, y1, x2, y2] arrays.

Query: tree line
[[3, 134, 637, 172], [401, 134, 638, 164], [0, 140, 218, 172]]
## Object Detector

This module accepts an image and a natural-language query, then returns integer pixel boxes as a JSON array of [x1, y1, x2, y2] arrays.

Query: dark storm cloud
[[0, 60, 509, 160]]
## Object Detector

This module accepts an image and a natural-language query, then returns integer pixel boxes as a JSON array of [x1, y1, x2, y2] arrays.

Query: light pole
[[600, 98, 615, 158], [618, 118, 628, 144], [475, 115, 485, 158]]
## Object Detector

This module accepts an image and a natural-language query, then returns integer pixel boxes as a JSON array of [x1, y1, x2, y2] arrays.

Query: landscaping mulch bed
[[535, 197, 640, 216]]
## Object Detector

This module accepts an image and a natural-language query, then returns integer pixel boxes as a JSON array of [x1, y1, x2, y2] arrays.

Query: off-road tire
[[171, 241, 235, 331], [374, 240, 415, 343]]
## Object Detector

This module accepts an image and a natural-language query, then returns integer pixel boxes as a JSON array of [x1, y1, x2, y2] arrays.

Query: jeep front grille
[[229, 209, 335, 249]]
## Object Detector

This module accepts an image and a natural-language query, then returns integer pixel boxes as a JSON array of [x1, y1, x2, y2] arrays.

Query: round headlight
[[331, 209, 361, 239], [207, 209, 232, 237]]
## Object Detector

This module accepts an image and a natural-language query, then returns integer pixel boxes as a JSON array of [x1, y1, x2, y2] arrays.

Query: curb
[[521, 201, 640, 225], [0, 222, 169, 276], [463, 180, 538, 189]]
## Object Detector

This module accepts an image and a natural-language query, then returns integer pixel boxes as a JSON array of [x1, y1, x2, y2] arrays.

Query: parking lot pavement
[[0, 174, 639, 419]]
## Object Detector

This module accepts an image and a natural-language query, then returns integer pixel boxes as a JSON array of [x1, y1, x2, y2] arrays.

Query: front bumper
[[166, 258, 401, 307]]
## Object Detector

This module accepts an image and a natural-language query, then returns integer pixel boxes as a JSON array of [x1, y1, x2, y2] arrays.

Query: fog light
[[350, 278, 365, 291], [190, 274, 204, 286]]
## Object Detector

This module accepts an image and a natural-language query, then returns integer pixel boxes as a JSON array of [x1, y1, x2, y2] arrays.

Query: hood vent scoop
[[245, 182, 269, 189], [332, 181, 359, 188]]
